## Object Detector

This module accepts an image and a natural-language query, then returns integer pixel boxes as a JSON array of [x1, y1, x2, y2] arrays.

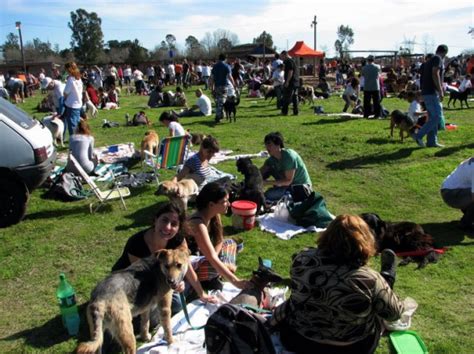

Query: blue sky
[[1, 0, 472, 56]]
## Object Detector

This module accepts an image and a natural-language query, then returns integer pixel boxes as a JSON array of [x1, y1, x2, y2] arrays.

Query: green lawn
[[1, 85, 473, 353]]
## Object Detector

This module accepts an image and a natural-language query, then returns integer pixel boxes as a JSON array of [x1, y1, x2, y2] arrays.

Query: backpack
[[48, 172, 87, 201], [287, 191, 333, 228], [205, 304, 276, 354]]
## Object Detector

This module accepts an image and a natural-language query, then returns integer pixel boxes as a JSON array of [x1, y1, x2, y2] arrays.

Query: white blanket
[[257, 212, 326, 240], [138, 283, 288, 354]]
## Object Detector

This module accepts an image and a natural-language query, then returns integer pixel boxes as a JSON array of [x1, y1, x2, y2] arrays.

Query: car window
[[0, 97, 36, 129]]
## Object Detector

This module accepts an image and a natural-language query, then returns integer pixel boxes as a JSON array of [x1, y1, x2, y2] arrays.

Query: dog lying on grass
[[76, 249, 189, 354], [230, 257, 283, 308], [156, 179, 199, 210], [360, 213, 439, 268]]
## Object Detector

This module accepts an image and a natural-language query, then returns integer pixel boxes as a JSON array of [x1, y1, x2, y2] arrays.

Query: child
[[159, 111, 185, 136], [406, 91, 427, 131]]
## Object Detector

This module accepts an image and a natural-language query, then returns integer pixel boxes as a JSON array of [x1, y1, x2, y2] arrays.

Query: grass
[[1, 84, 473, 353]]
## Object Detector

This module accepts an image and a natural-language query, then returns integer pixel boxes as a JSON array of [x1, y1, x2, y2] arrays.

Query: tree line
[[1, 8, 277, 66]]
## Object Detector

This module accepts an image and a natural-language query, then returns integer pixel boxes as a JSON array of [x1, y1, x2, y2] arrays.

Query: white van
[[0, 97, 56, 227]]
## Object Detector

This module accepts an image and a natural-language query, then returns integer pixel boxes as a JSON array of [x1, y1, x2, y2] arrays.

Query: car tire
[[0, 174, 29, 228]]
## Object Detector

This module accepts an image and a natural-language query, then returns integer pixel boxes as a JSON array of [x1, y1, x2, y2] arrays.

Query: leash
[[179, 293, 206, 330], [240, 303, 272, 314]]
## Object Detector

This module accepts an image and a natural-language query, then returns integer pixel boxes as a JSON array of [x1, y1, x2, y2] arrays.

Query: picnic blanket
[[56, 142, 136, 165], [258, 212, 327, 240], [209, 150, 269, 165], [137, 283, 288, 354]]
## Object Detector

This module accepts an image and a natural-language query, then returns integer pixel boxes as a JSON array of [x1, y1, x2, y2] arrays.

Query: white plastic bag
[[384, 297, 418, 331], [273, 196, 291, 221]]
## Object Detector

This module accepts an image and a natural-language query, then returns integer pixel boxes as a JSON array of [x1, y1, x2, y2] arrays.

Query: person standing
[[361, 55, 381, 118], [63, 62, 83, 138], [209, 54, 235, 123], [280, 50, 299, 116], [412, 45, 448, 148]]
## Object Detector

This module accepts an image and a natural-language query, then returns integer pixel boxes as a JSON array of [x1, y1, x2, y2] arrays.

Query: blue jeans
[[417, 94, 442, 146], [63, 106, 81, 138], [265, 186, 289, 202]]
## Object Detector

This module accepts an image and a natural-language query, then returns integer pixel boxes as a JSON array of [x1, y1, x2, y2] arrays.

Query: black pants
[[281, 86, 299, 115], [363, 90, 381, 118]]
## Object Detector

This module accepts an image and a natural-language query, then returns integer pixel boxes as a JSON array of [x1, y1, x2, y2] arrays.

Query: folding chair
[[68, 154, 131, 213], [144, 135, 191, 186]]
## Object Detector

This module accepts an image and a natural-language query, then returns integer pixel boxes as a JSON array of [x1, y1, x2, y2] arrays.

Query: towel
[[258, 212, 325, 240]]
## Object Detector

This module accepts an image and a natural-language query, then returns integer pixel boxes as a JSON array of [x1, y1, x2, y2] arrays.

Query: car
[[0, 97, 56, 227]]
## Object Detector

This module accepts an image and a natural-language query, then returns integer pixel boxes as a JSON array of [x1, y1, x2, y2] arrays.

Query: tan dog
[[76, 249, 189, 354], [390, 110, 415, 142], [141, 130, 160, 160], [156, 179, 199, 210], [259, 84, 273, 97]]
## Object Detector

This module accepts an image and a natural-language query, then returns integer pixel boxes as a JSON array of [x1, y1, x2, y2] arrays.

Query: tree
[[165, 34, 177, 50], [127, 39, 148, 65], [185, 35, 203, 58], [1, 33, 20, 63], [334, 25, 354, 57], [217, 38, 232, 53], [68, 8, 104, 64], [253, 31, 274, 49]]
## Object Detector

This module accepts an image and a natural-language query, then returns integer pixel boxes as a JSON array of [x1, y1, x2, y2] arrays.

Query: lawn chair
[[68, 154, 131, 213], [144, 135, 191, 186]]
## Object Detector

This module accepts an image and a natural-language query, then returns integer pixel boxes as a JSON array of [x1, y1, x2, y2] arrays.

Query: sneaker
[[410, 133, 425, 147], [380, 249, 397, 278], [427, 143, 445, 148]]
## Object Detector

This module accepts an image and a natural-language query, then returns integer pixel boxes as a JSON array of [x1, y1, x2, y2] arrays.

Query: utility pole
[[15, 21, 27, 75], [311, 15, 317, 77], [263, 31, 266, 61]]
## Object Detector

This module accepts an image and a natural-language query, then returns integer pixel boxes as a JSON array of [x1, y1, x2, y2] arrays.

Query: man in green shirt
[[260, 132, 312, 202]]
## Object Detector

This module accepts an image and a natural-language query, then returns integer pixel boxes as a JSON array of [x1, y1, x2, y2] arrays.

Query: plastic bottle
[[56, 273, 80, 336]]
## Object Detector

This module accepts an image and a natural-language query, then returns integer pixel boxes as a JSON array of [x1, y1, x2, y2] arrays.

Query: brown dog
[[140, 130, 160, 160], [156, 179, 199, 210], [390, 110, 415, 142], [76, 249, 189, 354]]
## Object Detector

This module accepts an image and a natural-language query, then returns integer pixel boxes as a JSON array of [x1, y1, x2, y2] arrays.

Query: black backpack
[[205, 304, 276, 354]]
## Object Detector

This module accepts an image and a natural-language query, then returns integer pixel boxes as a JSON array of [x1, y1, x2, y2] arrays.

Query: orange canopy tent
[[288, 41, 325, 58]]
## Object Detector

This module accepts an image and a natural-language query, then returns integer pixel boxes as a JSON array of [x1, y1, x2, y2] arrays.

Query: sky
[[1, 0, 473, 57]]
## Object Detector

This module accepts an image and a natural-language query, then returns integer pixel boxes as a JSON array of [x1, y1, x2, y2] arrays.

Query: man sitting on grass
[[172, 89, 212, 118]]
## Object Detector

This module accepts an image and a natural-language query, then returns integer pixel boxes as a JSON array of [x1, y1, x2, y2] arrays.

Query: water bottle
[[56, 273, 80, 336]]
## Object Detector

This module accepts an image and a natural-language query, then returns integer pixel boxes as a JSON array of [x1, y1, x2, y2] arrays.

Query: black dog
[[360, 213, 439, 268], [236, 157, 266, 214], [447, 88, 470, 109], [230, 257, 283, 308], [224, 94, 240, 122]]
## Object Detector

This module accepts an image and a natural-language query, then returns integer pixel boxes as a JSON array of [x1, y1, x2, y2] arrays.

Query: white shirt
[[202, 65, 211, 77], [133, 69, 144, 81], [52, 80, 65, 107], [272, 69, 284, 87], [169, 121, 185, 136], [441, 158, 474, 192], [0, 74, 5, 88], [123, 67, 132, 77], [407, 100, 421, 120], [167, 64, 175, 76], [197, 94, 212, 116], [459, 78, 472, 93], [39, 72, 45, 81], [195, 65, 202, 73], [64, 76, 83, 109]]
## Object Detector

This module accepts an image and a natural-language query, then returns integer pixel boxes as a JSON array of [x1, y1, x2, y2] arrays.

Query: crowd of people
[[2, 46, 473, 353]]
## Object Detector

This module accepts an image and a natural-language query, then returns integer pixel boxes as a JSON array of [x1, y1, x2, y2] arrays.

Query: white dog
[[42, 115, 64, 147]]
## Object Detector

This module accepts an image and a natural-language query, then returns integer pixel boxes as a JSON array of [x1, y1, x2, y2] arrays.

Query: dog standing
[[230, 257, 282, 308], [390, 110, 415, 142], [76, 249, 189, 354], [140, 130, 160, 161], [236, 157, 266, 214], [224, 94, 240, 122], [156, 179, 199, 210], [360, 213, 438, 268], [42, 115, 64, 147], [447, 88, 470, 109]]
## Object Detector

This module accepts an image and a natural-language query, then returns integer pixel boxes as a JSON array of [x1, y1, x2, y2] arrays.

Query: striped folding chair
[[144, 135, 191, 186]]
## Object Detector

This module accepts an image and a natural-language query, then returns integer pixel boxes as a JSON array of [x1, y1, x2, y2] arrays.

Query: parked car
[[0, 97, 56, 227]]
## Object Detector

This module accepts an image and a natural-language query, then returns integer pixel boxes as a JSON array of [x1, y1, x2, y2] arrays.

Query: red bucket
[[231, 200, 257, 230]]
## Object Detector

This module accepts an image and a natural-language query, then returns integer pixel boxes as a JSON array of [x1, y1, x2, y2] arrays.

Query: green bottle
[[56, 273, 80, 336]]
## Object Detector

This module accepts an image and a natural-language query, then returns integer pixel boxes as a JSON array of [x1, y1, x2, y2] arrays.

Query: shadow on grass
[[434, 142, 474, 157], [303, 116, 359, 125], [181, 120, 219, 128], [25, 205, 89, 220], [1, 303, 88, 349], [326, 147, 417, 170], [366, 137, 393, 145], [115, 200, 166, 230], [422, 220, 474, 247]]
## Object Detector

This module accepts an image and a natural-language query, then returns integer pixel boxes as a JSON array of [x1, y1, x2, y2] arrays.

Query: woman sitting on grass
[[112, 201, 216, 314], [66, 118, 98, 175], [159, 111, 186, 137], [186, 182, 250, 291], [270, 214, 403, 354]]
